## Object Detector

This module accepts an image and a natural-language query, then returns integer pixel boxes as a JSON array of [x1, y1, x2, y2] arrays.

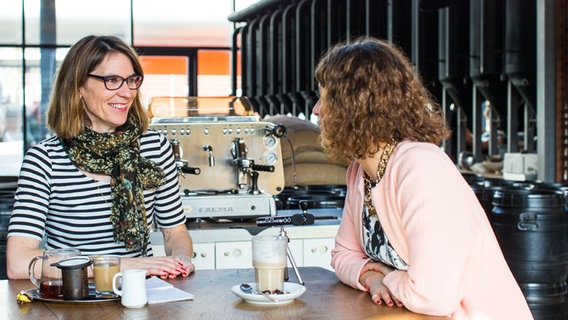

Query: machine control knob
[[265, 123, 286, 138]]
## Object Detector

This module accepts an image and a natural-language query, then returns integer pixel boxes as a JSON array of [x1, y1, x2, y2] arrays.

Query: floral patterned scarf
[[62, 117, 164, 255]]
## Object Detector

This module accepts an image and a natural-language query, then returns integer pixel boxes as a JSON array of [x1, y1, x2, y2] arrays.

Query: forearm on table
[[162, 225, 193, 258], [359, 261, 395, 289], [332, 248, 371, 290], [6, 236, 43, 280]]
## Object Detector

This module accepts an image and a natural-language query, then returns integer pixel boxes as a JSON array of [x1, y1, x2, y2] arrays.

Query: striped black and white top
[[7, 130, 186, 257]]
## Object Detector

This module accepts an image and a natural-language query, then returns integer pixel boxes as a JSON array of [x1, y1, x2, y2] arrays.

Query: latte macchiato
[[252, 235, 287, 292]]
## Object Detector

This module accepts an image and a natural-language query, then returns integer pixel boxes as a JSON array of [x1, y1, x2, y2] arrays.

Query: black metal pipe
[[231, 26, 243, 96], [267, 9, 283, 115], [228, 0, 296, 22]]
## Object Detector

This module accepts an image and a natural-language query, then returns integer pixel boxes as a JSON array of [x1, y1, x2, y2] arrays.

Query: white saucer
[[231, 282, 306, 305]]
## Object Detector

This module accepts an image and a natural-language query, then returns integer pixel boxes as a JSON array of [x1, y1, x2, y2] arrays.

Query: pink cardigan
[[331, 141, 533, 319]]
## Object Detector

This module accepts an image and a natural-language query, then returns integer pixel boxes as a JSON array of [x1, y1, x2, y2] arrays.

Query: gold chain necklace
[[363, 140, 397, 217], [88, 172, 111, 208]]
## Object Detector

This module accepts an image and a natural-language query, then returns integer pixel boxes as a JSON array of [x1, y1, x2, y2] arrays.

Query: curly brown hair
[[314, 37, 451, 162], [47, 35, 148, 139]]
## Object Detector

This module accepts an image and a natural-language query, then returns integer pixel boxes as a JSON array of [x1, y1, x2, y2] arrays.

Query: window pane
[[25, 0, 131, 46], [140, 56, 189, 107], [133, 0, 233, 47], [0, 47, 70, 177], [0, 48, 24, 176], [26, 47, 63, 147], [197, 50, 231, 97], [0, 2, 22, 44]]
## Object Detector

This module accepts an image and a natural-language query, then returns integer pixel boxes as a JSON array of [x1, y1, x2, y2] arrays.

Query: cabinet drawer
[[215, 241, 252, 269], [193, 242, 215, 270], [303, 238, 334, 271]]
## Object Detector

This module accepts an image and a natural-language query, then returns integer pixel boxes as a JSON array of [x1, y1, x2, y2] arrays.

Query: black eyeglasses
[[87, 74, 144, 90]]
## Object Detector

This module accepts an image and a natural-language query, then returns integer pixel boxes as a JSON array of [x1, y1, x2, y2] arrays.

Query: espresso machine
[[148, 96, 286, 220]]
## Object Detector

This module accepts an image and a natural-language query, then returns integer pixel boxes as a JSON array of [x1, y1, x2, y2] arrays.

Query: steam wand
[[279, 226, 304, 286]]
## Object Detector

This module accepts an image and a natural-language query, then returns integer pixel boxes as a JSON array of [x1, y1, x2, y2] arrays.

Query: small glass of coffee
[[93, 256, 120, 298]]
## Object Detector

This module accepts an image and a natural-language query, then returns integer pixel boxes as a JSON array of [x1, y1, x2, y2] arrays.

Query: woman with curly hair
[[314, 37, 532, 319]]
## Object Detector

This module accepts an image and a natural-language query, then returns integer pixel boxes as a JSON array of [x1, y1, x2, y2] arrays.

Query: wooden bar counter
[[1, 267, 450, 320]]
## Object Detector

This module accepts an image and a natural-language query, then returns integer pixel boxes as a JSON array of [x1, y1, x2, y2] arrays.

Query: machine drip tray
[[181, 192, 277, 219]]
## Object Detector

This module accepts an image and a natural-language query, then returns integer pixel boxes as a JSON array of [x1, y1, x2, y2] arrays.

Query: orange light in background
[[139, 51, 238, 99], [140, 56, 188, 74], [140, 56, 189, 115], [197, 50, 230, 75]]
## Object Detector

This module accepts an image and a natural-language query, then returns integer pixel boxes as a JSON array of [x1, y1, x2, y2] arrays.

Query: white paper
[[145, 276, 195, 304]]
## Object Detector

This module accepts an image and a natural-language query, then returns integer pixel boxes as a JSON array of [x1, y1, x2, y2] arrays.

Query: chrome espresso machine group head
[[148, 96, 286, 220]]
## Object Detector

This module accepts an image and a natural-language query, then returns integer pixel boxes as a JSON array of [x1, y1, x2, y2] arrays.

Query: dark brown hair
[[314, 37, 451, 162], [47, 35, 148, 139]]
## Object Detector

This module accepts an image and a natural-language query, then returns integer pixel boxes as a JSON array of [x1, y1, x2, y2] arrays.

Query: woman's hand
[[121, 255, 194, 279], [161, 224, 194, 278], [364, 271, 403, 307], [361, 261, 394, 276], [172, 254, 195, 277], [360, 261, 403, 307]]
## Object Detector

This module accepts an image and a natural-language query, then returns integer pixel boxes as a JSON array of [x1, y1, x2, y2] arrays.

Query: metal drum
[[491, 185, 568, 319], [469, 177, 517, 217]]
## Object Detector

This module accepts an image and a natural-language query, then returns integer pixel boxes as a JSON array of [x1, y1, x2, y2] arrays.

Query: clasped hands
[[360, 261, 403, 307]]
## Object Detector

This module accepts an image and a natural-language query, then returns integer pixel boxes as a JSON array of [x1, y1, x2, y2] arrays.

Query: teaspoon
[[239, 283, 279, 302]]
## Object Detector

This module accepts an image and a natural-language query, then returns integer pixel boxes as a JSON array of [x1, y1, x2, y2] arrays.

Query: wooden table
[[1, 267, 449, 320]]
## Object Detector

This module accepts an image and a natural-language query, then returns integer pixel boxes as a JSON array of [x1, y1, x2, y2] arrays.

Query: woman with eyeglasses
[[6, 35, 195, 279], [314, 38, 533, 319]]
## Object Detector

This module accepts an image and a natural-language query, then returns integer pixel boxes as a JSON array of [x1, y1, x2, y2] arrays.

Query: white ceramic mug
[[112, 269, 147, 308]]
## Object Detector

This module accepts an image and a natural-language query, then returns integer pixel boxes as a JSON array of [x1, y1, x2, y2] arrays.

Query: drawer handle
[[320, 245, 329, 253], [233, 249, 242, 257], [200, 252, 207, 258], [311, 247, 317, 253], [192, 252, 197, 259]]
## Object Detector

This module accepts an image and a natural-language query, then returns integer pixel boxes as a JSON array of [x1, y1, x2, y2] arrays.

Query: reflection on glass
[[197, 50, 232, 97], [24, 0, 131, 46], [133, 0, 234, 47], [0, 48, 24, 176], [148, 96, 255, 120], [0, 1, 22, 45], [139, 56, 189, 107]]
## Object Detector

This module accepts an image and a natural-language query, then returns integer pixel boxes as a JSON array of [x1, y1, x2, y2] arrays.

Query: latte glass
[[252, 235, 287, 292]]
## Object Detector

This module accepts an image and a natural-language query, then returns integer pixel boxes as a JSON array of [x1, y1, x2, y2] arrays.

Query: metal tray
[[26, 285, 119, 303]]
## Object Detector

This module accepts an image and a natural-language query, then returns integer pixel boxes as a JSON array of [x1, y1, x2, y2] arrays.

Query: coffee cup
[[252, 235, 288, 292], [28, 248, 81, 299], [112, 269, 147, 308], [93, 256, 120, 297]]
